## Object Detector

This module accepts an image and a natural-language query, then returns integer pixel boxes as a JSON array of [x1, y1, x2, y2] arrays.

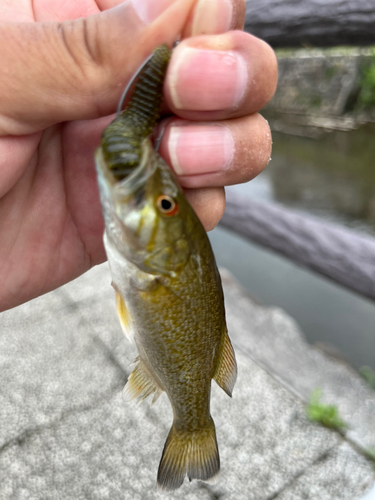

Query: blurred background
[[211, 0, 375, 375]]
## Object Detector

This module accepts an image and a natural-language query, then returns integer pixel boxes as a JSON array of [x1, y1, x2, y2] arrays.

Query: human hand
[[0, 0, 277, 311]]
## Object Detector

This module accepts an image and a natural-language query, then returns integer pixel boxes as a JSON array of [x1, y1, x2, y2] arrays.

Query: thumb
[[0, 0, 196, 136]]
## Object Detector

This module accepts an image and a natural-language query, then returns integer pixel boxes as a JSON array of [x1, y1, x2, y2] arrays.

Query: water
[[209, 125, 375, 371], [230, 125, 375, 236]]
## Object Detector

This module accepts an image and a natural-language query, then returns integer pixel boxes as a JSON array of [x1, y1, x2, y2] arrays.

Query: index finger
[[181, 0, 245, 36], [97, 0, 245, 34]]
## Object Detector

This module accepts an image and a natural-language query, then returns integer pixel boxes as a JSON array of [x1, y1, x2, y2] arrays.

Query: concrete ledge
[[0, 264, 374, 499]]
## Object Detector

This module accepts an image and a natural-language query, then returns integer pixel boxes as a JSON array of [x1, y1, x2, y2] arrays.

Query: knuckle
[[257, 114, 273, 168], [223, 30, 278, 112], [58, 17, 101, 78], [205, 188, 226, 231], [81, 17, 100, 66], [232, 113, 272, 183]]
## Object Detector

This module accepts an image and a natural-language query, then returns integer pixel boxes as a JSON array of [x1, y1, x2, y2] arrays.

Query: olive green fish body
[[95, 45, 237, 491], [128, 222, 224, 427]]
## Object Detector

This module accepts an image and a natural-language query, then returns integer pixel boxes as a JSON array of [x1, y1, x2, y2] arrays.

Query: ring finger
[[158, 112, 272, 189]]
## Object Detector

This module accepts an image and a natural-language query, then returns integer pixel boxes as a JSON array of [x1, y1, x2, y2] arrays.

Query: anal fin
[[213, 327, 237, 397], [123, 357, 163, 405]]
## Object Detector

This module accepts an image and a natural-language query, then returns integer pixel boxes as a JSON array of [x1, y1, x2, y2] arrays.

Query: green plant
[[359, 60, 375, 108], [364, 448, 375, 469], [359, 366, 375, 390], [307, 389, 347, 430], [309, 93, 322, 108]]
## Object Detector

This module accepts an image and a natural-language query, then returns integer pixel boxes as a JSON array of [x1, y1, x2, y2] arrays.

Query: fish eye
[[157, 195, 179, 216]]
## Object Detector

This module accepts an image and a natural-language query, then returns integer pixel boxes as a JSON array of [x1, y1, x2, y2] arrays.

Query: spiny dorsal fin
[[213, 327, 237, 397], [157, 417, 219, 491], [114, 286, 134, 344], [123, 358, 163, 405]]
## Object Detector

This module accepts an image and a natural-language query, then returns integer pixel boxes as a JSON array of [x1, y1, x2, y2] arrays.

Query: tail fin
[[157, 417, 219, 491]]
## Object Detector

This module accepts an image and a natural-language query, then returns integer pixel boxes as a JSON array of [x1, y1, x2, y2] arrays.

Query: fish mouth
[[95, 138, 158, 259], [95, 138, 156, 202], [95, 139, 157, 260]]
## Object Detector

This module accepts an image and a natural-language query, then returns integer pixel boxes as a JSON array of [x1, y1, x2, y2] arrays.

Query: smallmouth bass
[[95, 44, 237, 491]]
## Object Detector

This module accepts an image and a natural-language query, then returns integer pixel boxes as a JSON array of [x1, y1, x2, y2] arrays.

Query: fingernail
[[192, 0, 233, 35], [132, 0, 178, 24], [169, 47, 248, 110], [168, 124, 234, 175]]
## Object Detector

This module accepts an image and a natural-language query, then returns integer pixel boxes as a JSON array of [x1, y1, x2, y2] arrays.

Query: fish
[[95, 44, 237, 491]]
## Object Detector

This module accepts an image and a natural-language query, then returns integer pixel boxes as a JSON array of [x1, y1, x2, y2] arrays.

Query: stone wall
[[265, 48, 375, 134]]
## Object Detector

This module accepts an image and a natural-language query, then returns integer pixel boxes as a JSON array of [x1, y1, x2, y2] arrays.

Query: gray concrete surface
[[220, 269, 375, 454], [0, 263, 374, 499]]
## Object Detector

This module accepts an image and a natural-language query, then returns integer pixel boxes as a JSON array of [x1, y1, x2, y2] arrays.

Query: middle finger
[[165, 31, 277, 121]]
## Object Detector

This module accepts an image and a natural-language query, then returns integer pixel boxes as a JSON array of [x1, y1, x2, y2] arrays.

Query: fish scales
[[134, 245, 222, 427], [95, 44, 237, 491]]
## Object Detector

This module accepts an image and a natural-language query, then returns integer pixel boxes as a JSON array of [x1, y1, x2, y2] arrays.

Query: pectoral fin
[[114, 286, 134, 343], [213, 328, 237, 397], [123, 357, 163, 405]]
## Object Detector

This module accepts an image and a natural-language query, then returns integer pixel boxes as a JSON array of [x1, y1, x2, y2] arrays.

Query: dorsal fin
[[213, 327, 237, 397]]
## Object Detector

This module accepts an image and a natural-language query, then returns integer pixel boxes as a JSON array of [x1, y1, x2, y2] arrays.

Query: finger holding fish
[[158, 113, 272, 188], [164, 31, 277, 121]]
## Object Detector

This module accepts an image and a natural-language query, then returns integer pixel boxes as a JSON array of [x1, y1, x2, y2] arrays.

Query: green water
[[269, 126, 375, 234], [210, 125, 375, 371], [227, 125, 375, 235]]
